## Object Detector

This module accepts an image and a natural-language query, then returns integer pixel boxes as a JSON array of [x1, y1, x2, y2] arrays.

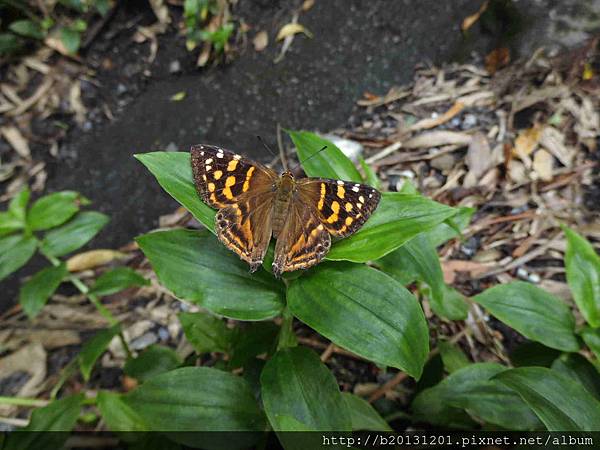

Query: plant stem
[[277, 308, 297, 350], [0, 396, 48, 408]]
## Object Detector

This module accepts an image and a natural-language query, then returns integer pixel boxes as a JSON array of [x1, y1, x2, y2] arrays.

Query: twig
[[320, 343, 335, 362], [0, 416, 29, 428], [81, 4, 120, 50], [0, 396, 49, 408]]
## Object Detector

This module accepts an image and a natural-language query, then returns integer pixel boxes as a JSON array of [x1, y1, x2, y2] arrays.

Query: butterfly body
[[191, 144, 381, 277]]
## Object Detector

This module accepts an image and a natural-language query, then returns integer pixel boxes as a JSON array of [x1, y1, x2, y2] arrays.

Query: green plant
[[184, 0, 234, 59], [2, 131, 600, 447]]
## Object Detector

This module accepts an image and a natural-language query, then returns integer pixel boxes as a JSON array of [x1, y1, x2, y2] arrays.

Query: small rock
[[158, 327, 170, 342], [116, 83, 128, 96], [169, 60, 182, 74], [130, 332, 158, 350]]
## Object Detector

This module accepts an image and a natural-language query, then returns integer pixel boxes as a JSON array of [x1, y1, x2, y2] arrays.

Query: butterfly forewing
[[296, 178, 381, 238], [191, 145, 277, 208]]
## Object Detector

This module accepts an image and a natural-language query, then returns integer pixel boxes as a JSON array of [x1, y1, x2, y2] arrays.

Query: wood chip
[[403, 130, 472, 149], [532, 149, 554, 181], [1, 126, 31, 159]]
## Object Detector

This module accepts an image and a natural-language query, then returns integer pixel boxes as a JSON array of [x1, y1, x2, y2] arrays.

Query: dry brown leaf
[[462, 0, 489, 32], [302, 0, 315, 11], [409, 101, 465, 131], [403, 130, 472, 149], [464, 132, 492, 187], [44, 35, 73, 57], [8, 77, 53, 116], [149, 0, 171, 24], [507, 159, 528, 184], [66, 249, 127, 272], [485, 47, 510, 74], [276, 23, 313, 41], [69, 81, 86, 125], [0, 343, 47, 416], [253, 31, 269, 51], [197, 41, 212, 67], [513, 125, 542, 159], [442, 259, 493, 283], [539, 126, 573, 167], [532, 149, 554, 181], [1, 126, 31, 159]]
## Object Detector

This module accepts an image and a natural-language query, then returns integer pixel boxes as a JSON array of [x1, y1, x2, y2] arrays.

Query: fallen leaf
[[170, 91, 186, 102], [513, 125, 542, 159], [403, 130, 472, 148], [69, 81, 86, 125], [540, 126, 573, 167], [196, 41, 211, 67], [276, 23, 313, 41], [149, 0, 171, 25], [409, 101, 465, 131], [302, 0, 315, 11], [66, 249, 127, 272], [485, 47, 510, 74], [532, 149, 554, 181], [442, 259, 494, 283], [464, 132, 492, 187], [253, 30, 269, 51], [462, 0, 489, 32], [508, 159, 527, 184], [1, 126, 31, 159]]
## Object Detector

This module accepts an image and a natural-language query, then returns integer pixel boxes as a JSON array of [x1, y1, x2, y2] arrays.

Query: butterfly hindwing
[[191, 144, 277, 208], [297, 178, 381, 238]]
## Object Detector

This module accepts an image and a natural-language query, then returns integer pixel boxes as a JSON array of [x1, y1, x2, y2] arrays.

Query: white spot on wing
[[205, 158, 213, 165], [216, 152, 224, 158], [234, 154, 241, 160], [200, 151, 204, 156], [206, 165, 212, 171], [337, 180, 344, 185], [359, 195, 365, 203]]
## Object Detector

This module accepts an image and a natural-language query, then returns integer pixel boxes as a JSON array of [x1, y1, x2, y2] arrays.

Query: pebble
[[130, 331, 158, 350], [158, 327, 170, 342], [169, 60, 182, 74]]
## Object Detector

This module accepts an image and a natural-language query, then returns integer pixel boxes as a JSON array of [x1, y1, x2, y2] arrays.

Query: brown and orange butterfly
[[191, 144, 381, 277]]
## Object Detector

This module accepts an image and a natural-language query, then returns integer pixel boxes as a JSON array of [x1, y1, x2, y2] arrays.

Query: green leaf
[[0, 234, 37, 282], [287, 130, 362, 182], [95, 0, 111, 16], [358, 156, 380, 189], [60, 27, 81, 54], [19, 263, 67, 319], [412, 363, 541, 430], [261, 346, 352, 431], [436, 284, 469, 321], [551, 353, 600, 400], [427, 206, 475, 247], [326, 193, 457, 262], [79, 324, 121, 381], [27, 191, 83, 231], [124, 345, 183, 382], [563, 226, 600, 327], [179, 311, 234, 354], [40, 211, 109, 257], [0, 33, 22, 55], [581, 327, 600, 360], [97, 391, 148, 432], [123, 366, 266, 431], [342, 393, 391, 431], [9, 20, 45, 39], [0, 211, 24, 236], [229, 322, 279, 368], [137, 229, 284, 320], [472, 281, 579, 352], [3, 394, 84, 450], [494, 367, 600, 431], [9, 187, 30, 222], [89, 267, 149, 297], [134, 152, 215, 232], [510, 341, 561, 368], [438, 340, 470, 373], [288, 263, 429, 378]]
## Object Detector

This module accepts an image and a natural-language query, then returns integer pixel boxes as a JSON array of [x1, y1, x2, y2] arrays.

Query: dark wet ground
[[4, 0, 600, 306]]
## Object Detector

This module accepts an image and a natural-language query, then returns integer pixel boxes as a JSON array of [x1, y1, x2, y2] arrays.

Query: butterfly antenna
[[256, 135, 278, 158], [290, 145, 328, 172]]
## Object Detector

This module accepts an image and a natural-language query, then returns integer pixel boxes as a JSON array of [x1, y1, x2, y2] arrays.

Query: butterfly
[[190, 144, 381, 277]]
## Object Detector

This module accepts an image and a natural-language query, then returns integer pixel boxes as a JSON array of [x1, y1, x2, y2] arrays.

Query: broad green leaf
[[19, 263, 67, 319], [326, 193, 457, 262], [27, 191, 84, 231], [0, 211, 24, 235], [3, 394, 83, 450], [342, 393, 391, 431], [229, 322, 279, 368], [412, 363, 540, 430], [137, 229, 284, 320], [473, 282, 579, 352], [9, 20, 44, 39], [359, 156, 380, 189], [123, 366, 266, 431], [494, 367, 600, 431], [40, 211, 109, 257], [60, 27, 81, 54], [551, 353, 600, 400], [581, 327, 600, 360], [427, 206, 475, 247], [79, 324, 121, 381], [287, 130, 362, 182], [125, 345, 183, 382], [179, 311, 234, 354], [438, 340, 470, 373], [8, 186, 30, 222], [261, 346, 352, 431], [134, 152, 215, 232], [97, 391, 148, 432], [0, 234, 37, 282], [436, 284, 469, 321], [89, 267, 149, 296], [563, 227, 600, 327], [288, 263, 428, 378]]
